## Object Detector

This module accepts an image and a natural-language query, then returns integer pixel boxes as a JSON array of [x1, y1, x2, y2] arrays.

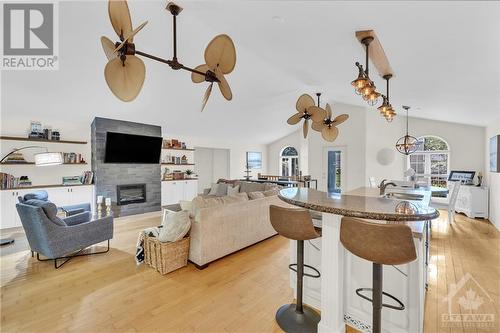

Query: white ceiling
[[2, 1, 499, 144]]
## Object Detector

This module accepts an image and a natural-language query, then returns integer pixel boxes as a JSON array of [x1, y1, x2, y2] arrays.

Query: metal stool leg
[[275, 240, 321, 333], [372, 263, 383, 333]]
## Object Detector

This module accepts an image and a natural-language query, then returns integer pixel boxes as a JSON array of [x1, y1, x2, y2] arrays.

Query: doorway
[[323, 147, 346, 193]]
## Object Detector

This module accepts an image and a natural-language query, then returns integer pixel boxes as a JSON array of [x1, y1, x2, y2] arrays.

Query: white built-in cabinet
[[0, 185, 94, 229], [161, 180, 198, 206], [451, 183, 489, 219]]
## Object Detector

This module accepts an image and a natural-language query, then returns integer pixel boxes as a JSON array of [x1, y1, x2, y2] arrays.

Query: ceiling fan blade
[[101, 36, 117, 60], [287, 113, 302, 125], [108, 0, 133, 40], [325, 103, 332, 119], [204, 34, 236, 74], [104, 55, 145, 102], [191, 64, 209, 83], [296, 94, 315, 113], [215, 68, 232, 101], [114, 21, 148, 52], [311, 121, 325, 132], [303, 119, 309, 139], [307, 106, 327, 123], [332, 114, 349, 126], [201, 83, 213, 112], [321, 126, 339, 142]]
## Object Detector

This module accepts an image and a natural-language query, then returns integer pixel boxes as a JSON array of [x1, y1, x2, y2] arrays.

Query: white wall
[[485, 119, 500, 229]]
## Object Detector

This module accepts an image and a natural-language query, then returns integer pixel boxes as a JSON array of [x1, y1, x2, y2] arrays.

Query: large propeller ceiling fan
[[311, 102, 349, 142], [101, 0, 236, 110]]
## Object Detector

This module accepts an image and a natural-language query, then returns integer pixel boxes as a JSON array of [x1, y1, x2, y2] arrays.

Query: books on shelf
[[81, 171, 94, 185], [62, 152, 85, 164], [0, 173, 32, 189]]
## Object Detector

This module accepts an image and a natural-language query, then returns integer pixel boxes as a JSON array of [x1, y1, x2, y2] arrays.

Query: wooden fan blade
[[307, 106, 327, 123], [108, 0, 133, 40], [303, 119, 309, 139], [332, 114, 349, 126], [326, 103, 332, 119], [204, 34, 236, 74], [114, 21, 148, 52], [215, 68, 232, 101], [321, 126, 339, 142], [287, 113, 302, 125], [311, 121, 325, 132], [191, 64, 209, 83], [201, 83, 213, 111], [104, 55, 145, 102], [101, 36, 117, 60], [296, 94, 315, 113]]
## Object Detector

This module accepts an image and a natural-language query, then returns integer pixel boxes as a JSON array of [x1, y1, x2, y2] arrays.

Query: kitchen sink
[[383, 192, 424, 201]]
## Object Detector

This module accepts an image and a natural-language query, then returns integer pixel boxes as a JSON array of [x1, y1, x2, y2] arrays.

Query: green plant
[[185, 169, 194, 176]]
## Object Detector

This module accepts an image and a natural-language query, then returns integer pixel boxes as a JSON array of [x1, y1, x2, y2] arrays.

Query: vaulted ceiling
[[2, 1, 499, 143]]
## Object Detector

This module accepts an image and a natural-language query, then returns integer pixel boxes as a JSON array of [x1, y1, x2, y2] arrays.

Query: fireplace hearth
[[117, 184, 146, 205]]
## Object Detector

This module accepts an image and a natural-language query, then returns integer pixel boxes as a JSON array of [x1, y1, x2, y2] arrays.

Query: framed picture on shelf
[[246, 151, 262, 169]]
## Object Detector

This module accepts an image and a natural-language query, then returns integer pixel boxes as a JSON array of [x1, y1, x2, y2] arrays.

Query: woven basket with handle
[[144, 234, 190, 275]]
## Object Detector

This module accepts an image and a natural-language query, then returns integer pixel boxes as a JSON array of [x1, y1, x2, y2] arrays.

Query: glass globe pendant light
[[395, 106, 418, 155]]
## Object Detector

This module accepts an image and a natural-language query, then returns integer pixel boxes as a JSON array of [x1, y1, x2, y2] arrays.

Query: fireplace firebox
[[116, 184, 146, 205]]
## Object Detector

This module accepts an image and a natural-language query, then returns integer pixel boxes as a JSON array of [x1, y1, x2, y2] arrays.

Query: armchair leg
[[36, 240, 110, 269]]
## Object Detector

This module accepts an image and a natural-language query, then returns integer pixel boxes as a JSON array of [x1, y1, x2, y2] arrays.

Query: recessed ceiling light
[[272, 16, 285, 23]]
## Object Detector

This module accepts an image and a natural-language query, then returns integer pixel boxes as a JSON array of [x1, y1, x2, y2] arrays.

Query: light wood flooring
[[1, 211, 499, 332]]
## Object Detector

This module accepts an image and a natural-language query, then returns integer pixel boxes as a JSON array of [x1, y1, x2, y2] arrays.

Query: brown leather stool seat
[[270, 205, 322, 333], [340, 217, 417, 333]]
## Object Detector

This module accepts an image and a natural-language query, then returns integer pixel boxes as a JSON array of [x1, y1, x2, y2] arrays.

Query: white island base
[[289, 212, 428, 333]]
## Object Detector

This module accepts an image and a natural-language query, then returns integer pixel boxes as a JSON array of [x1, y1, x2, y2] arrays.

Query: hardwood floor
[[1, 211, 498, 332]]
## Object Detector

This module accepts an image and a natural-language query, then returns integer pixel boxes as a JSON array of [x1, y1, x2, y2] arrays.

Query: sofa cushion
[[248, 191, 265, 200], [264, 183, 281, 191], [24, 199, 66, 226], [208, 183, 228, 196], [238, 181, 266, 193], [179, 200, 193, 212], [263, 188, 280, 197], [217, 178, 238, 186], [227, 184, 240, 196], [159, 211, 191, 242], [23, 190, 49, 202]]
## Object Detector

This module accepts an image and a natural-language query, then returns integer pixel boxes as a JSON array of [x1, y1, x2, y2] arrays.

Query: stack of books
[[81, 171, 94, 185], [62, 153, 84, 164], [0, 173, 31, 189]]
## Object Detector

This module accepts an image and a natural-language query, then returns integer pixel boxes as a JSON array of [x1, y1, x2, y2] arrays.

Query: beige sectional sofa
[[185, 181, 291, 268]]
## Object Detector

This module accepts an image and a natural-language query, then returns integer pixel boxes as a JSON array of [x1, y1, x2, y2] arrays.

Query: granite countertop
[[278, 187, 439, 222]]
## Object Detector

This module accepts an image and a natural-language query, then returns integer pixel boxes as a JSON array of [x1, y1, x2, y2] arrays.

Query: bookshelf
[[1, 162, 88, 165], [0, 136, 87, 145], [162, 147, 195, 151]]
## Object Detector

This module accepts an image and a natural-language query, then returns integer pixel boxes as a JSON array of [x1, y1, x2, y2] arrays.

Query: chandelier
[[351, 30, 396, 122], [395, 106, 418, 155]]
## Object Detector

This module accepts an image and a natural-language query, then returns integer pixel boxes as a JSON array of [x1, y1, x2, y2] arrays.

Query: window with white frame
[[408, 136, 450, 188], [280, 146, 299, 177]]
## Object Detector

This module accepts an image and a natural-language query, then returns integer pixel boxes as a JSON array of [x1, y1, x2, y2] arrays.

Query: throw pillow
[[216, 183, 228, 196], [263, 189, 280, 197], [227, 185, 240, 196], [208, 183, 220, 196], [248, 191, 265, 200], [23, 190, 49, 202], [24, 199, 66, 226], [159, 211, 191, 243], [239, 181, 266, 193]]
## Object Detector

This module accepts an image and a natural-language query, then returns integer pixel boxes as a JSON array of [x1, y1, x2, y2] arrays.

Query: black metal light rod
[[173, 14, 177, 61]]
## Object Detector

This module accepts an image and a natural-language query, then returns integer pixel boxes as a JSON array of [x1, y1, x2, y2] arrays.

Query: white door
[[162, 181, 182, 205], [322, 146, 347, 193]]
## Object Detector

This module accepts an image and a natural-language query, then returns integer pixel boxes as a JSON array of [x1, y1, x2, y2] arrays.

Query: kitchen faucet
[[379, 179, 397, 195]]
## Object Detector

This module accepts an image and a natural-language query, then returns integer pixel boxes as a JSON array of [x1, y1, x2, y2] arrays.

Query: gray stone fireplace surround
[[91, 117, 161, 217]]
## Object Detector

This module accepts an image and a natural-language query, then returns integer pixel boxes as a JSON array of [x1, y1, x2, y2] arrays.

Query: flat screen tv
[[104, 132, 162, 164]]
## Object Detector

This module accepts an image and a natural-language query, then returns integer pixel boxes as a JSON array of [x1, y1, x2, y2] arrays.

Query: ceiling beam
[[355, 30, 394, 78]]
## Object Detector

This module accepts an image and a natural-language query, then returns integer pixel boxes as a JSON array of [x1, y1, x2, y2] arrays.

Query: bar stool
[[340, 217, 417, 333], [270, 205, 321, 333]]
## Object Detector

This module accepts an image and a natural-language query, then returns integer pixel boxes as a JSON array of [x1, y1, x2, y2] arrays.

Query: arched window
[[408, 136, 450, 188], [280, 146, 299, 177]]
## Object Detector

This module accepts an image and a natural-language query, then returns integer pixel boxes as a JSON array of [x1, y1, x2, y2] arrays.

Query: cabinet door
[[47, 187, 71, 207], [183, 181, 198, 201], [70, 186, 93, 206], [0, 190, 18, 229], [174, 181, 185, 204], [162, 182, 179, 205]]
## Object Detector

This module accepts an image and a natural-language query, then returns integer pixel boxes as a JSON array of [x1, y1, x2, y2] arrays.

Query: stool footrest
[[289, 263, 321, 278], [355, 288, 405, 310]]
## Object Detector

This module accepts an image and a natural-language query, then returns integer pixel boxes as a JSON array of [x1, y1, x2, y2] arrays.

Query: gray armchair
[[18, 190, 91, 216], [16, 199, 113, 268]]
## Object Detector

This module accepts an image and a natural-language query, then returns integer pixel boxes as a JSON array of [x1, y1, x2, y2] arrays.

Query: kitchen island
[[278, 187, 439, 333]]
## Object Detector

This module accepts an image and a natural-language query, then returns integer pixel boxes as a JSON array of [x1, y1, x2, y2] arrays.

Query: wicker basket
[[144, 234, 190, 275]]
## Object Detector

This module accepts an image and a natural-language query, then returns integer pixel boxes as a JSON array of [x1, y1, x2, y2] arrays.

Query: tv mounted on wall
[[104, 132, 162, 164]]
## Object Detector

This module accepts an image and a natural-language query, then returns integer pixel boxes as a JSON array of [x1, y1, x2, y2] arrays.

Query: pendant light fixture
[[377, 74, 397, 122], [351, 30, 396, 121], [395, 106, 418, 155]]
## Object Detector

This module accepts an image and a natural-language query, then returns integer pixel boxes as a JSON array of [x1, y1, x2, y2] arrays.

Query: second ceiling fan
[[101, 0, 236, 111]]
